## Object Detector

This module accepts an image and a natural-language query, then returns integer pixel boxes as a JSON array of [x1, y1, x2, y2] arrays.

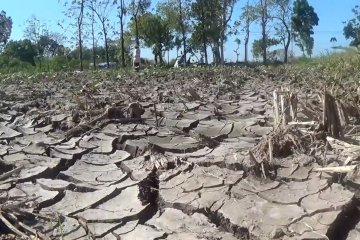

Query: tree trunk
[[159, 49, 164, 64], [200, 0, 208, 64], [119, 0, 125, 67], [244, 25, 249, 64], [284, 21, 291, 63], [39, 57, 42, 71], [213, 43, 221, 65], [261, 0, 267, 64], [78, 0, 85, 71], [78, 29, 83, 71], [179, 0, 186, 65], [135, 15, 140, 46], [102, 22, 110, 68], [203, 44, 208, 64], [220, 0, 226, 65], [220, 39, 224, 64], [78, 0, 84, 71], [91, 1, 96, 70]]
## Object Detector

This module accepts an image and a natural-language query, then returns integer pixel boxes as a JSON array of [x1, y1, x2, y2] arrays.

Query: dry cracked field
[[0, 68, 360, 240]]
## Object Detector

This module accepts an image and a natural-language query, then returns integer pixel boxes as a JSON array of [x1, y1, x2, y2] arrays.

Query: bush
[[48, 56, 70, 71], [0, 55, 34, 73]]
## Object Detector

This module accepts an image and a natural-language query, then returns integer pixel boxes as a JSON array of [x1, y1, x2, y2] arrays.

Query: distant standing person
[[133, 46, 140, 71]]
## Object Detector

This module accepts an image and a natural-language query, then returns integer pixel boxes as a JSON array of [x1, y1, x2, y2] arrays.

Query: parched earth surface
[[0, 68, 360, 240]]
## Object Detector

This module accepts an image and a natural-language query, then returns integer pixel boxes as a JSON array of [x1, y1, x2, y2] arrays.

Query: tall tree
[[259, 0, 270, 63], [88, 0, 113, 68], [192, 0, 223, 64], [4, 39, 37, 65], [78, 0, 85, 70], [129, 0, 151, 46], [343, 5, 360, 49], [63, 0, 86, 70], [272, 0, 292, 63], [0, 11, 12, 51], [252, 38, 280, 60], [235, 1, 257, 63], [24, 16, 61, 69], [158, 0, 191, 64], [292, 0, 318, 57], [219, 0, 238, 64], [191, 0, 209, 63], [130, 13, 173, 64], [233, 38, 241, 62], [88, 0, 97, 69], [117, 0, 127, 67], [178, 0, 186, 61]]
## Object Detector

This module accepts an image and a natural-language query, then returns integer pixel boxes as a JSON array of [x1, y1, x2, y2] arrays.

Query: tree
[[191, 0, 208, 63], [63, 0, 86, 70], [24, 15, 47, 69], [272, 0, 292, 63], [131, 13, 173, 64], [116, 0, 127, 67], [158, 0, 191, 64], [292, 0, 319, 57], [88, 0, 113, 68], [259, 0, 270, 63], [0, 11, 12, 51], [24, 16, 61, 69], [38, 35, 60, 58], [88, 0, 97, 69], [343, 5, 360, 49], [4, 40, 37, 65], [252, 38, 280, 60], [77, 0, 85, 70], [219, 0, 238, 64], [234, 1, 257, 63], [191, 0, 223, 64], [129, 0, 151, 46], [191, 0, 237, 65], [233, 38, 241, 62]]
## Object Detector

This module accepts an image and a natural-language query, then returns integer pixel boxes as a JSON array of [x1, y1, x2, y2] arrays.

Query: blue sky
[[1, 0, 358, 61]]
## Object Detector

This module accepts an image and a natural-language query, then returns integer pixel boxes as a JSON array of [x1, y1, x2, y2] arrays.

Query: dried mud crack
[[1, 69, 360, 240]]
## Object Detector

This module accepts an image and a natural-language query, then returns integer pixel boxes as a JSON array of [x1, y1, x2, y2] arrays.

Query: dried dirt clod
[[270, 228, 285, 239], [107, 106, 125, 119], [127, 102, 145, 118]]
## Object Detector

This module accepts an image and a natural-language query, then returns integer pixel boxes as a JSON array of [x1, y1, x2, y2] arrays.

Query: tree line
[[0, 0, 360, 72], [61, 0, 319, 68]]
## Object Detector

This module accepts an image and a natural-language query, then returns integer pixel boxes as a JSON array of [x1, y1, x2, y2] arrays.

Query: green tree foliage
[[0, 11, 12, 50], [63, 0, 86, 70], [131, 13, 173, 64], [343, 5, 360, 48], [24, 16, 63, 69], [129, 0, 151, 46], [38, 35, 60, 58], [87, 0, 113, 68], [4, 40, 37, 65], [233, 38, 241, 62], [115, 0, 127, 67], [252, 38, 280, 60], [191, 0, 237, 64], [219, 0, 238, 64], [234, 1, 257, 63], [291, 0, 319, 57], [271, 0, 292, 63], [158, 0, 192, 62], [191, 0, 219, 64]]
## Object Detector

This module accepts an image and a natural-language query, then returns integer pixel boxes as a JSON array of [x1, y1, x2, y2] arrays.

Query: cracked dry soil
[[0, 69, 360, 240]]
